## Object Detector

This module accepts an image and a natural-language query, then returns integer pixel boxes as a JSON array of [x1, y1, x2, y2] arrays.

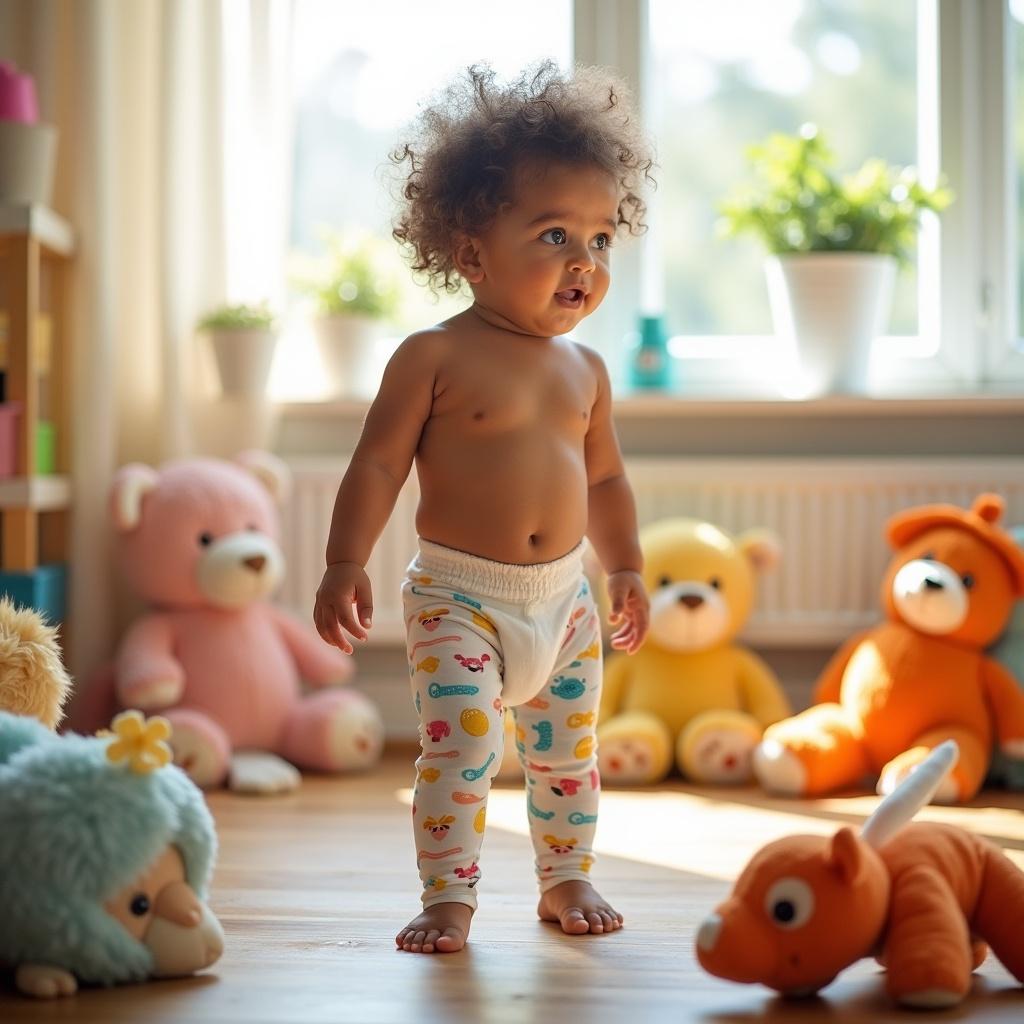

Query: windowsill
[[276, 387, 1024, 419]]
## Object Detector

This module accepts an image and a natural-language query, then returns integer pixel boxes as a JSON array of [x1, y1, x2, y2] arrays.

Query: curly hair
[[390, 61, 656, 293]]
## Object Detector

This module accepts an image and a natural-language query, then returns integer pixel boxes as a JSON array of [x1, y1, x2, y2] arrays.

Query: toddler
[[314, 61, 654, 954]]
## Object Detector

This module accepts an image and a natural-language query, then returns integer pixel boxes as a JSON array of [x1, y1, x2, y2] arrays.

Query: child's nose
[[567, 244, 595, 272]]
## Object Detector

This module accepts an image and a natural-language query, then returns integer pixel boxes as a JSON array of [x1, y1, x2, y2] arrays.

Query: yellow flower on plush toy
[[103, 710, 173, 774]]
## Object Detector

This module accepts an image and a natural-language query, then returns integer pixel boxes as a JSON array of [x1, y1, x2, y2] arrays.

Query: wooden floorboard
[[2, 750, 1023, 1023]]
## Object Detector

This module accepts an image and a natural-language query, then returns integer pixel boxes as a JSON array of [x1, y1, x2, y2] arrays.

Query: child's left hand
[[606, 570, 649, 655]]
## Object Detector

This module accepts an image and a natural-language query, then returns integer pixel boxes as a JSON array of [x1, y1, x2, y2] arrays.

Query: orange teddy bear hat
[[695, 741, 1024, 1008], [887, 492, 1024, 596]]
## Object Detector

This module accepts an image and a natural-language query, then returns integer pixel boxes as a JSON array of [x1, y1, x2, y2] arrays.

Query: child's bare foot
[[395, 902, 474, 953], [537, 880, 623, 935]]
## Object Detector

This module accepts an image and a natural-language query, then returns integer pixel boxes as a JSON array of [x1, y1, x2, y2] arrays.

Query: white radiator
[[280, 456, 1024, 648]]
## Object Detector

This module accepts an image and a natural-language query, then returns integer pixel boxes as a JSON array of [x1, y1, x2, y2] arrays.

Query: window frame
[[575, 0, 1024, 394]]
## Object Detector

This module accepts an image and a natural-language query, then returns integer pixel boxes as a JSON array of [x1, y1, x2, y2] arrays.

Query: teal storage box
[[0, 563, 67, 623]]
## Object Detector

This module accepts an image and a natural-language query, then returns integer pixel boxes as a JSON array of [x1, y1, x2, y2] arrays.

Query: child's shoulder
[[565, 338, 610, 379], [390, 323, 458, 366]]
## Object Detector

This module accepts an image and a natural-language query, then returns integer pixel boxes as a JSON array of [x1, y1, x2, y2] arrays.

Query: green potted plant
[[719, 125, 952, 396], [294, 232, 401, 397], [196, 302, 279, 398]]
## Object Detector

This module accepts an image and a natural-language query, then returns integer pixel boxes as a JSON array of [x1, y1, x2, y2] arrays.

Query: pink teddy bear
[[74, 452, 383, 793]]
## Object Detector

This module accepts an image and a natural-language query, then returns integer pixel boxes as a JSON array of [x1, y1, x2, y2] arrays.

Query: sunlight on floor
[[396, 784, 1024, 880]]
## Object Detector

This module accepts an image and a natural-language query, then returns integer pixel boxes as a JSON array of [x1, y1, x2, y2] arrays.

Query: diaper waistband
[[410, 538, 584, 604]]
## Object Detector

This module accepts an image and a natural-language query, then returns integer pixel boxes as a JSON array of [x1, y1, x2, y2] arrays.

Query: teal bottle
[[629, 314, 671, 390]]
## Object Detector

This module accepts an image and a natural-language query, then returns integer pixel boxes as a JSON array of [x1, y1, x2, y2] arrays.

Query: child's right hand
[[314, 561, 373, 654]]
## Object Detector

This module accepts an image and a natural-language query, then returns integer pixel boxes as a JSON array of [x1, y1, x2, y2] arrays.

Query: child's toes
[[560, 907, 591, 934], [435, 927, 466, 952], [421, 929, 441, 952], [586, 912, 605, 932]]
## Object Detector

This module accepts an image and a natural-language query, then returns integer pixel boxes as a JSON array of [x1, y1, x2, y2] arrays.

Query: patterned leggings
[[403, 540, 602, 910]]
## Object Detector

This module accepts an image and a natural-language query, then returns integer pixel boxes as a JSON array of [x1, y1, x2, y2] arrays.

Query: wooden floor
[[3, 749, 1023, 1023]]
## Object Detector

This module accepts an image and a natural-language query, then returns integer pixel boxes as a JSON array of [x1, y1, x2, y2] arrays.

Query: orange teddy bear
[[697, 742, 1024, 1008], [754, 493, 1024, 802]]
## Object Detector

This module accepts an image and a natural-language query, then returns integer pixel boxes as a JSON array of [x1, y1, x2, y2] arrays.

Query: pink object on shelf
[[0, 403, 23, 478], [0, 63, 38, 124]]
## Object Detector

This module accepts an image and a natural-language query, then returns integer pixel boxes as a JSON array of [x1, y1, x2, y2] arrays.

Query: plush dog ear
[[828, 827, 865, 885], [738, 529, 782, 573], [110, 464, 159, 532], [235, 450, 291, 505]]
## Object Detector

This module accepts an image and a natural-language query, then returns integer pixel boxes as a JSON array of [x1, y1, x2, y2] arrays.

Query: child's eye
[[539, 228, 567, 245], [592, 233, 611, 250]]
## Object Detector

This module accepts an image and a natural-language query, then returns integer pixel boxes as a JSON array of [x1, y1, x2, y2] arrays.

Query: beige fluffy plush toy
[[0, 596, 72, 729]]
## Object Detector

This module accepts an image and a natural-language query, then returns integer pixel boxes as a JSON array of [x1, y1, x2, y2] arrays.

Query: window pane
[[649, 0, 920, 338], [290, 0, 573, 338], [1013, 0, 1024, 345]]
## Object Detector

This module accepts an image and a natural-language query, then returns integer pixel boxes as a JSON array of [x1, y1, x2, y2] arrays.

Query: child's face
[[463, 160, 618, 338]]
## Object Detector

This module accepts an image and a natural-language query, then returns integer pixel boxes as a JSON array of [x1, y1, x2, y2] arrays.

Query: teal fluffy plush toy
[[0, 710, 224, 998]]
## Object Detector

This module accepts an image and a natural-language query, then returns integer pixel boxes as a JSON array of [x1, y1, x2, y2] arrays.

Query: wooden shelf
[[0, 475, 71, 510], [0, 209, 74, 593], [0, 204, 75, 256]]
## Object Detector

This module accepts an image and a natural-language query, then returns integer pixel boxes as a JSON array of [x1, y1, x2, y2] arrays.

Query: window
[[1012, 0, 1024, 350], [649, 0, 920, 340], [277, 0, 572, 398], [280, 1, 1024, 399]]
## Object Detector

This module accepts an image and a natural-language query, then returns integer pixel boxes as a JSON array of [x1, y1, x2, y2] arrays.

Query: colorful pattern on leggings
[[403, 556, 602, 911]]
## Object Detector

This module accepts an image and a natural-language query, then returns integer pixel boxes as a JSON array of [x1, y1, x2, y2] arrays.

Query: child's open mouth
[[555, 288, 585, 309]]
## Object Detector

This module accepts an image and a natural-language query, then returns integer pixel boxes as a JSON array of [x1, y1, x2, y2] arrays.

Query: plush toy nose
[[154, 880, 203, 928], [244, 555, 266, 573], [924, 576, 944, 590], [679, 594, 704, 609]]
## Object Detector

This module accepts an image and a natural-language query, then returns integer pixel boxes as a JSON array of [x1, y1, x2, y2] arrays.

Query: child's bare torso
[[413, 313, 599, 565]]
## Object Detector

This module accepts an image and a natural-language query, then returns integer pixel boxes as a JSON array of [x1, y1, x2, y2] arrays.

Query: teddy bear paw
[[680, 727, 758, 784], [324, 696, 385, 771], [598, 735, 663, 785], [229, 751, 301, 794], [752, 739, 807, 795], [120, 674, 183, 711], [168, 719, 229, 789]]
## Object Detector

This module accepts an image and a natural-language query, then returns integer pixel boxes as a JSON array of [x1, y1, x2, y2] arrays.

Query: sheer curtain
[[0, 0, 293, 676]]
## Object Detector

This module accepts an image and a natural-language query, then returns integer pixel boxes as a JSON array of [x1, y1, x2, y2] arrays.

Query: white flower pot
[[206, 328, 278, 398], [765, 252, 897, 396], [0, 121, 58, 205], [313, 314, 382, 397]]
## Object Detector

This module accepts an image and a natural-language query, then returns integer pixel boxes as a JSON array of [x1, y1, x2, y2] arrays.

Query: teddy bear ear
[[110, 464, 159, 532], [235, 450, 291, 505], [971, 492, 1005, 525], [738, 529, 782, 572]]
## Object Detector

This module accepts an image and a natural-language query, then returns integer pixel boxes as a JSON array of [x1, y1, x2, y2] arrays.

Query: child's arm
[[266, 604, 355, 687], [580, 347, 649, 654], [314, 332, 440, 653]]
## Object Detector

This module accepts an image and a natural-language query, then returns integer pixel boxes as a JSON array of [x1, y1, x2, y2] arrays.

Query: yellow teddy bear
[[597, 518, 791, 785]]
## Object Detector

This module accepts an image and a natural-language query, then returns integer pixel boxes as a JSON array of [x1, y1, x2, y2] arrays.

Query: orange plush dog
[[754, 494, 1024, 802], [696, 742, 1024, 1008]]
